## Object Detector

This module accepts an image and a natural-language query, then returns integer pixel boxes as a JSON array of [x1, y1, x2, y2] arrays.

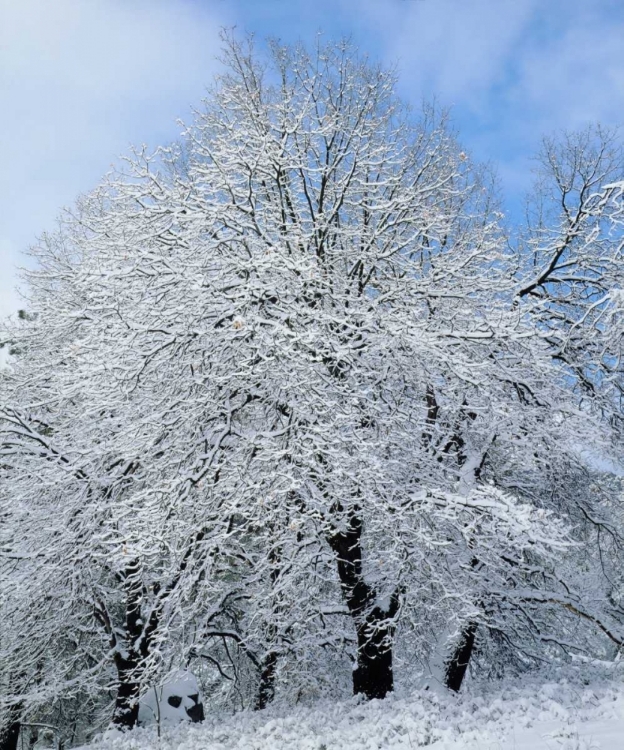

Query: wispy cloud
[[360, 0, 539, 108], [0, 0, 229, 316], [357, 0, 624, 209]]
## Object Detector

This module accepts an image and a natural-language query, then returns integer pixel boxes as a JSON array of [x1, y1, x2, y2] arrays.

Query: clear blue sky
[[1, 0, 623, 317]]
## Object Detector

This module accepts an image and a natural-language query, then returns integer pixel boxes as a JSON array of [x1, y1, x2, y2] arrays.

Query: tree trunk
[[444, 621, 478, 693], [253, 537, 284, 711], [328, 508, 399, 700], [0, 709, 20, 750], [352, 610, 395, 699], [112, 655, 141, 729], [255, 651, 278, 710], [111, 560, 154, 730]]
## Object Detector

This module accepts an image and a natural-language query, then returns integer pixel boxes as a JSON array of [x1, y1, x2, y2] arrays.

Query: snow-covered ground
[[89, 670, 624, 750]]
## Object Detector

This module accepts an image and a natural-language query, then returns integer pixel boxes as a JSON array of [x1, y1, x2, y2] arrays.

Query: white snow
[[88, 674, 624, 750]]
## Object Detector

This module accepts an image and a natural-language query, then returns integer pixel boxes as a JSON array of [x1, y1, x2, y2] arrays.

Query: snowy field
[[89, 672, 624, 750]]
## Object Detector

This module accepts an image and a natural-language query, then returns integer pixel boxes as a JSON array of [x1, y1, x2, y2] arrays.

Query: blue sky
[[1, 0, 623, 317]]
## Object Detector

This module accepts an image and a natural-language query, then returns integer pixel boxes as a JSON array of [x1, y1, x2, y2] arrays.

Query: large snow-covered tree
[[2, 35, 624, 740]]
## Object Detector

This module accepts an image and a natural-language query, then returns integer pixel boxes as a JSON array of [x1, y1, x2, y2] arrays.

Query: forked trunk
[[328, 508, 399, 700]]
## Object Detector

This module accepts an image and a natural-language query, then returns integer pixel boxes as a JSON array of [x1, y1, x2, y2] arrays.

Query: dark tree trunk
[[112, 655, 141, 729], [443, 555, 482, 693], [113, 655, 140, 729], [255, 651, 278, 710], [253, 537, 283, 711], [432, 403, 489, 695], [0, 711, 20, 750], [352, 610, 395, 699], [444, 621, 478, 693], [328, 508, 399, 700], [111, 559, 156, 730]]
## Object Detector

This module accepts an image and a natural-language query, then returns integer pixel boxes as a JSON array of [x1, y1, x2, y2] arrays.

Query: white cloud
[[356, 0, 624, 203], [0, 0, 231, 317], [359, 0, 624, 127], [359, 0, 539, 108]]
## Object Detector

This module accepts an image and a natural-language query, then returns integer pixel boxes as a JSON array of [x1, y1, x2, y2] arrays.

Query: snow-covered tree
[[2, 35, 624, 739]]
